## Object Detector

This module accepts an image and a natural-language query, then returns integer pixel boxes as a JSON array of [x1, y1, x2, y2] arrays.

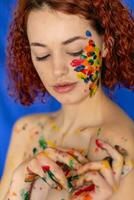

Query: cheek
[[70, 39, 102, 82], [70, 39, 102, 96]]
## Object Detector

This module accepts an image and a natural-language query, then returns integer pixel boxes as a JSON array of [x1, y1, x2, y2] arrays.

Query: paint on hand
[[73, 184, 95, 196], [69, 159, 74, 170], [83, 194, 93, 200], [102, 160, 111, 169], [114, 145, 128, 156], [95, 139, 104, 148], [20, 189, 29, 200], [70, 30, 102, 97]]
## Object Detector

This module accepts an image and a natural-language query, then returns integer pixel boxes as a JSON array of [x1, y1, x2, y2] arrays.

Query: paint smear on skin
[[73, 184, 95, 196], [70, 30, 102, 97], [102, 160, 111, 169], [83, 194, 93, 200], [20, 189, 29, 200], [95, 139, 104, 148]]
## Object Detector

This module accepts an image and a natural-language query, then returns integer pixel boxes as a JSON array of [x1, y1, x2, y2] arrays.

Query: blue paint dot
[[86, 31, 92, 37]]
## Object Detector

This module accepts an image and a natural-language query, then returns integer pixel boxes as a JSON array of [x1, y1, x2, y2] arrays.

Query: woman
[[0, 0, 134, 199]]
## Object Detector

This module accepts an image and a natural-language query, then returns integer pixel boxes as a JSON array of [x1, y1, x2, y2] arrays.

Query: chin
[[54, 93, 89, 105]]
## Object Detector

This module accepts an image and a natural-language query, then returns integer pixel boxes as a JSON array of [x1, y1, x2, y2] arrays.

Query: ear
[[102, 42, 108, 58]]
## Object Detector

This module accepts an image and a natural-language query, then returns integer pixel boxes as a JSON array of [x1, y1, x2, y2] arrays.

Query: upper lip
[[53, 82, 77, 87]]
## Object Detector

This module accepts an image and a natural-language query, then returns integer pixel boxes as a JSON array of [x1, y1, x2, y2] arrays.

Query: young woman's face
[[27, 7, 105, 104]]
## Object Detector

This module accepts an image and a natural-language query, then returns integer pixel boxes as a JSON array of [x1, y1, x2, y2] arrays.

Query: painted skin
[[5, 141, 133, 200], [69, 140, 134, 200], [70, 31, 102, 97]]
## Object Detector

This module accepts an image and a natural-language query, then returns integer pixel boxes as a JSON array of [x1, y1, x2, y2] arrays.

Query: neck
[[56, 86, 108, 131]]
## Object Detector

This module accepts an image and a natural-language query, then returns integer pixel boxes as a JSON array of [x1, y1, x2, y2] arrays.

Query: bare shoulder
[[0, 112, 58, 199]]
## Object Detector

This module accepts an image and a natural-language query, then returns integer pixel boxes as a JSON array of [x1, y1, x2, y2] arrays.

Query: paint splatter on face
[[70, 30, 102, 97]]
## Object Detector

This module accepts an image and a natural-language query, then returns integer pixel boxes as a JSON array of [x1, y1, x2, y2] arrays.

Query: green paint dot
[[67, 179, 73, 189], [33, 147, 38, 155], [39, 136, 47, 150], [20, 189, 29, 200], [81, 54, 87, 59], [69, 159, 74, 169]]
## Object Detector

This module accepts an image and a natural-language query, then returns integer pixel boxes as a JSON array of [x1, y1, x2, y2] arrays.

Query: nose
[[52, 53, 69, 77]]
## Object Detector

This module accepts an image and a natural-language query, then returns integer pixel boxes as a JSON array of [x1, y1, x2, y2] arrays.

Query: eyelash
[[36, 50, 84, 61]]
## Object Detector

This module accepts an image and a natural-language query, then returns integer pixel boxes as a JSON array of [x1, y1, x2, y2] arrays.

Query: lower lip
[[53, 83, 77, 94]]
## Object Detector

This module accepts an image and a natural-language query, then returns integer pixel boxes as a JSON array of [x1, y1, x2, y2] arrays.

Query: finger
[[26, 157, 59, 189], [44, 147, 82, 170], [70, 192, 93, 200], [96, 139, 124, 183], [77, 160, 115, 187], [114, 145, 134, 178], [71, 171, 112, 198], [121, 156, 134, 178], [36, 152, 68, 189], [57, 147, 88, 164], [30, 178, 49, 200]]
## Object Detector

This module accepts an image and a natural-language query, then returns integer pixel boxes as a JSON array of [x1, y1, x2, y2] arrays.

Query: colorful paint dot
[[69, 159, 74, 169], [20, 189, 29, 200], [86, 30, 92, 37], [39, 136, 47, 150], [97, 127, 101, 137], [33, 147, 38, 155]]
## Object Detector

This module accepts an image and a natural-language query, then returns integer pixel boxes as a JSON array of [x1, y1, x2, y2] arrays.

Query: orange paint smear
[[83, 194, 93, 200]]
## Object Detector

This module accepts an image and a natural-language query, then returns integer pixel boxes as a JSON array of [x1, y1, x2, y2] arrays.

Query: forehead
[[26, 7, 95, 43]]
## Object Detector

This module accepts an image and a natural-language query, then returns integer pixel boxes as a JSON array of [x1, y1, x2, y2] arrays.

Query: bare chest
[[23, 119, 94, 160]]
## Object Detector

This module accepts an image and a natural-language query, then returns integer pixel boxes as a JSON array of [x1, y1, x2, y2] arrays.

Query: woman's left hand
[[69, 139, 134, 200]]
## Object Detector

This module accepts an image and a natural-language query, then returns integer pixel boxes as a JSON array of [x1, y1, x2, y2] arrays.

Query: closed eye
[[35, 49, 84, 61], [67, 49, 84, 57], [36, 54, 50, 61]]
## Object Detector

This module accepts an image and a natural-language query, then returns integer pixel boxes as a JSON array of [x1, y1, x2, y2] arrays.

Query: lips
[[53, 82, 77, 93], [54, 82, 77, 87]]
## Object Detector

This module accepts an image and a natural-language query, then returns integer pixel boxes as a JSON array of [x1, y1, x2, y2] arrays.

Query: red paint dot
[[42, 165, 50, 172], [96, 139, 104, 148]]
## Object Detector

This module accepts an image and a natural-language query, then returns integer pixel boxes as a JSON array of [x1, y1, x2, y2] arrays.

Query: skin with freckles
[[1, 4, 134, 200]]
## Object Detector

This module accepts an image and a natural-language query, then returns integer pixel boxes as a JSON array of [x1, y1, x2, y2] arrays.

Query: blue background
[[0, 0, 134, 179]]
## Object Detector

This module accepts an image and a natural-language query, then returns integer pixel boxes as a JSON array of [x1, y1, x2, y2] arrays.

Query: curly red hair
[[6, 0, 134, 105]]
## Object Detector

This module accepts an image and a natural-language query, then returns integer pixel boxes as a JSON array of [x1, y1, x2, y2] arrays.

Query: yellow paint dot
[[43, 151, 50, 157], [77, 72, 87, 79], [47, 140, 56, 148], [50, 123, 60, 131], [102, 160, 111, 169]]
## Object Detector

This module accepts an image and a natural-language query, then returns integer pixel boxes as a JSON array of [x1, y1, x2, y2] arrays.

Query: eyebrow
[[30, 36, 87, 48]]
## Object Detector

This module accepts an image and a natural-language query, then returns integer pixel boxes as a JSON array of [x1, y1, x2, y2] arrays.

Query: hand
[[5, 147, 87, 200], [69, 139, 134, 200]]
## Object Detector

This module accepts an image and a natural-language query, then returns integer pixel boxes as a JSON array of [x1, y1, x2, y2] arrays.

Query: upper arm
[[0, 115, 31, 199]]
